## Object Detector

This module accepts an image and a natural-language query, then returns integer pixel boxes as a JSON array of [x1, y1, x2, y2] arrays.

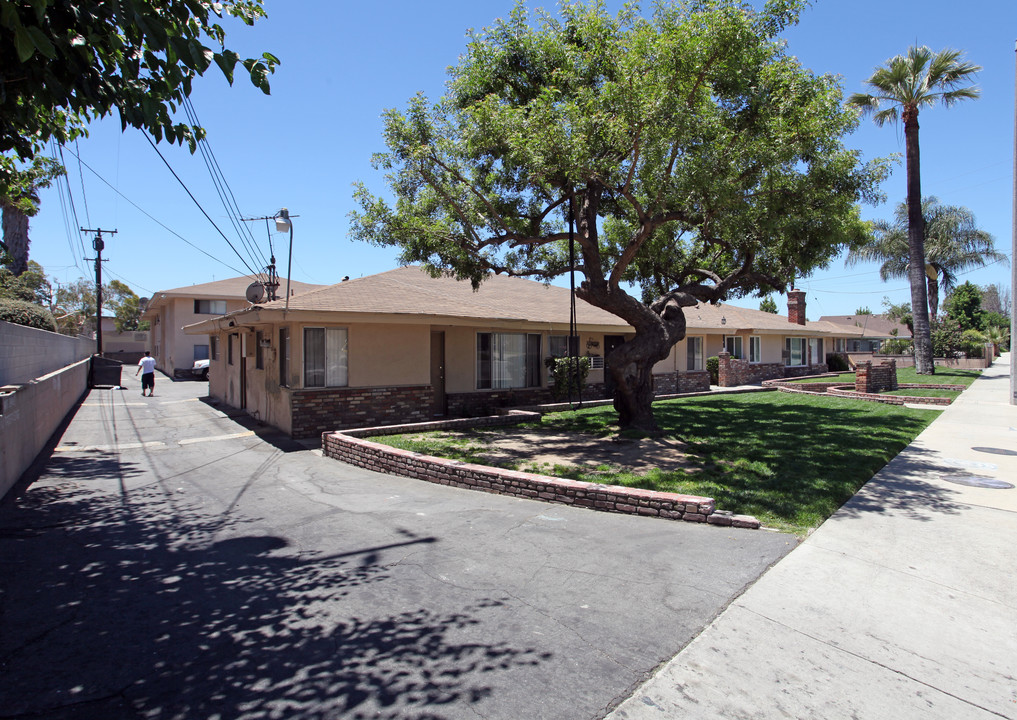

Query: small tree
[[855, 306, 873, 315], [759, 296, 778, 314], [942, 281, 983, 331]]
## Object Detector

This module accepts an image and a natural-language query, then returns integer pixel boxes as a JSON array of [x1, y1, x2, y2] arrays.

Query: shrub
[[0, 298, 57, 331], [959, 329, 986, 358], [544, 356, 591, 400], [826, 353, 849, 371], [880, 338, 913, 355], [930, 319, 964, 358], [706, 356, 719, 385]]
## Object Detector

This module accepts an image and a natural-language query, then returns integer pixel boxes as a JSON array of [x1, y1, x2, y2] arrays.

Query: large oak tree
[[351, 0, 887, 432]]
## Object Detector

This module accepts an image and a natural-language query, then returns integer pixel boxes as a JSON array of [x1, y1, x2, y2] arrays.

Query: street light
[[275, 208, 294, 315]]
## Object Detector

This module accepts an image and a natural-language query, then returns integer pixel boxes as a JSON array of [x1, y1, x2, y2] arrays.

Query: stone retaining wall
[[322, 419, 759, 529]]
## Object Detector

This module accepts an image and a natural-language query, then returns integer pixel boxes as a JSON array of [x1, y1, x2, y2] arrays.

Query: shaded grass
[[371, 390, 950, 536]]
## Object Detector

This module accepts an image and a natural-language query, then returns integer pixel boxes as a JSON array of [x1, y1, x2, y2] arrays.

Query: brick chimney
[[787, 290, 807, 325]]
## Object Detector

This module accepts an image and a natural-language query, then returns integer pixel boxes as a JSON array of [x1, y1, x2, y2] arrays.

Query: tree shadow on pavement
[[0, 481, 549, 720]]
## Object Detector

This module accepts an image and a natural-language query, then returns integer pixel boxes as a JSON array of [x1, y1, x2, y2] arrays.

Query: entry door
[[430, 331, 446, 417], [239, 333, 247, 410], [603, 335, 627, 397]]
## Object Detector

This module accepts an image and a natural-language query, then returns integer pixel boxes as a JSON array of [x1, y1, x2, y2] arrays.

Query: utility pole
[[82, 227, 116, 355], [1011, 40, 1016, 404]]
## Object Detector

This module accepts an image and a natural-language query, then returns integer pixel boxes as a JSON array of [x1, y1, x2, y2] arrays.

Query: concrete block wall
[[0, 358, 89, 500], [0, 321, 93, 386]]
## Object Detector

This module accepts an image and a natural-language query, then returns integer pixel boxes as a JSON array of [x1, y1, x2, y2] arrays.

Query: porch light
[[721, 316, 727, 325]]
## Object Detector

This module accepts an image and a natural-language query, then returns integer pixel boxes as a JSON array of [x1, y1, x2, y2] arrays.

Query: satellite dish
[[246, 282, 266, 304]]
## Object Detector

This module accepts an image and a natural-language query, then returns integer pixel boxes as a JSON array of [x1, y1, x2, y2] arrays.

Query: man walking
[[137, 351, 157, 397]]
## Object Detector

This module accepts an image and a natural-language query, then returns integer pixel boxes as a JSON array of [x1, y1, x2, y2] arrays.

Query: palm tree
[[849, 46, 980, 374], [847, 196, 1006, 318], [0, 157, 64, 275]]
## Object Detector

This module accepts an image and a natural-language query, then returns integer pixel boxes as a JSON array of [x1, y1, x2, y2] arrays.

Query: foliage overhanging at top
[[0, 0, 279, 162], [351, 0, 888, 308]]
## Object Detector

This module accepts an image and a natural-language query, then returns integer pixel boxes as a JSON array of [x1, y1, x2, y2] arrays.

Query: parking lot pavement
[[0, 375, 795, 720]]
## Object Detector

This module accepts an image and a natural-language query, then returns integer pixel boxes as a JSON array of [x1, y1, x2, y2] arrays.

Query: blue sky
[[25, 0, 1016, 320]]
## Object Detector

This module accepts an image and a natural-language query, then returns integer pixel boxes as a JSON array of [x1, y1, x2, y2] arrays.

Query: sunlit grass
[[369, 387, 959, 536]]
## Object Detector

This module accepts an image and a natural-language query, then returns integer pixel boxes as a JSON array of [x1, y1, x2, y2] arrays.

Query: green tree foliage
[[849, 47, 981, 375], [351, 0, 886, 431], [0, 297, 57, 331], [0, 260, 51, 304], [52, 278, 97, 336], [881, 297, 913, 335], [0, 0, 278, 167], [942, 280, 984, 331], [855, 306, 872, 315], [759, 296, 778, 314], [106, 280, 148, 332], [847, 197, 1004, 319]]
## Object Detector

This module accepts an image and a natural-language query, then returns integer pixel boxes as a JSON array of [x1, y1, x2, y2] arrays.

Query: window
[[193, 344, 209, 362], [749, 336, 761, 363], [194, 299, 227, 315], [227, 334, 235, 365], [686, 336, 704, 371], [210, 336, 220, 361], [724, 336, 744, 359], [477, 333, 541, 389], [785, 337, 806, 366], [548, 335, 579, 358], [304, 327, 348, 388], [255, 331, 265, 370], [809, 338, 823, 366], [279, 328, 290, 387]]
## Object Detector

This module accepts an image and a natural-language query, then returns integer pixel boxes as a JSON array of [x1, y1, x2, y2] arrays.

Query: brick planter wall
[[322, 420, 760, 529], [855, 360, 897, 393], [446, 387, 556, 417], [653, 371, 711, 394], [719, 352, 826, 386]]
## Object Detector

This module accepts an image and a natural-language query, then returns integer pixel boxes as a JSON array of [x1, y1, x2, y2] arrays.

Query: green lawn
[[372, 389, 955, 536], [790, 366, 980, 388]]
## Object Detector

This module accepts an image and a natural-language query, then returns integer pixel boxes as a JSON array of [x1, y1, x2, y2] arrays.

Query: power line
[[60, 143, 254, 278], [182, 97, 268, 272], [141, 131, 261, 277]]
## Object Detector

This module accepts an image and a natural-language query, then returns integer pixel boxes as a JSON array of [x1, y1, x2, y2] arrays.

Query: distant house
[[817, 314, 912, 353], [99, 315, 149, 362], [183, 268, 863, 439], [142, 276, 326, 377]]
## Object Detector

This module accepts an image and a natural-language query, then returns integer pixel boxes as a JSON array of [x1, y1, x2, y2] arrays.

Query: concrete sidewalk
[[607, 354, 1017, 720]]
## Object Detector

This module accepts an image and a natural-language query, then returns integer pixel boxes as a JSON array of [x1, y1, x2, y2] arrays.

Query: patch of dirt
[[434, 428, 701, 475]]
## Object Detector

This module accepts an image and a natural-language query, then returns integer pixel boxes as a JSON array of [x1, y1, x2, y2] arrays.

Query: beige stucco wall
[[349, 324, 430, 387], [151, 298, 249, 376]]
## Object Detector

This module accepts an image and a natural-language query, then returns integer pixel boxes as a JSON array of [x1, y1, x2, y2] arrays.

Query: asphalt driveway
[[0, 374, 794, 720]]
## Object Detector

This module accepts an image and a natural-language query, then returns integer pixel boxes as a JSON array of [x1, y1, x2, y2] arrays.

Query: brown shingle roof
[[817, 314, 912, 338], [683, 302, 864, 336], [153, 275, 327, 300], [256, 266, 630, 327]]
